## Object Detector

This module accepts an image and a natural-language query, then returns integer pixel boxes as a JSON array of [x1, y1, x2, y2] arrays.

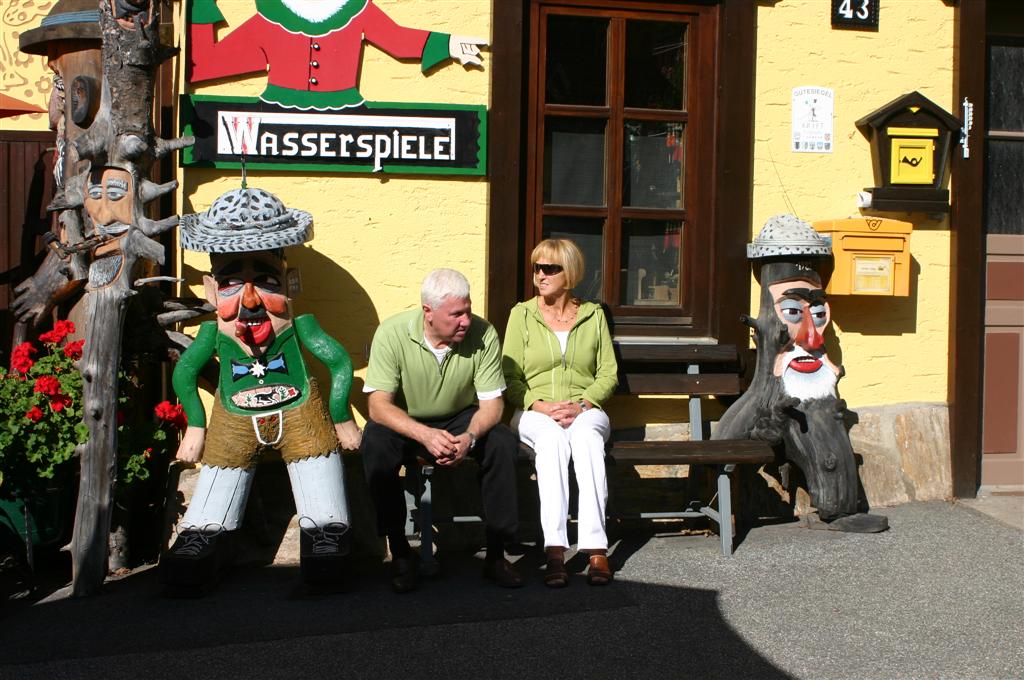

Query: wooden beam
[[484, 0, 525, 336], [949, 0, 987, 497]]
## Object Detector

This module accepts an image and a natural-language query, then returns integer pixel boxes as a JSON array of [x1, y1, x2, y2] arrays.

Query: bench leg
[[418, 466, 440, 576], [718, 465, 734, 556]]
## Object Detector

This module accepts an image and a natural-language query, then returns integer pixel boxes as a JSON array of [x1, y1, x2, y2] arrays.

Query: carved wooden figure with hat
[[714, 215, 888, 533], [161, 185, 361, 594]]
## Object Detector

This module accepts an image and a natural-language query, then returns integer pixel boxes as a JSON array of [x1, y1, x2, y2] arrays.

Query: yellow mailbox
[[855, 91, 960, 213], [813, 218, 912, 296]]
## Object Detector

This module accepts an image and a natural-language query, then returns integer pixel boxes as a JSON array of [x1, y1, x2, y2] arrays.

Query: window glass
[[544, 117, 606, 206], [625, 20, 687, 110], [988, 43, 1024, 131], [546, 15, 609, 106], [543, 216, 605, 301], [985, 140, 1024, 235], [623, 120, 685, 209], [619, 219, 683, 306]]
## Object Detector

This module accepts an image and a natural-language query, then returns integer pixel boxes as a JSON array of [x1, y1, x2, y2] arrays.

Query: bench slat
[[614, 342, 739, 364], [616, 372, 743, 396], [607, 439, 775, 465]]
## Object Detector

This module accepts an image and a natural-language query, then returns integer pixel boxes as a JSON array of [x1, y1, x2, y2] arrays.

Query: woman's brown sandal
[[544, 558, 569, 588], [587, 554, 612, 586]]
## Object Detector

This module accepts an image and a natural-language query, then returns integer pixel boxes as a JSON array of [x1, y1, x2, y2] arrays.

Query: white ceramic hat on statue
[[747, 214, 831, 260], [179, 187, 313, 253]]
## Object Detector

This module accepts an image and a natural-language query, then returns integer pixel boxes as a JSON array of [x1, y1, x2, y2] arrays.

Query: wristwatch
[[578, 400, 589, 411], [467, 430, 478, 450]]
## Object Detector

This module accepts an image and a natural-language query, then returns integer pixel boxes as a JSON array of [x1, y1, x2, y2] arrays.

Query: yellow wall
[[175, 1, 493, 422], [1, 0, 54, 131], [752, 0, 955, 408], [13, 0, 955, 420]]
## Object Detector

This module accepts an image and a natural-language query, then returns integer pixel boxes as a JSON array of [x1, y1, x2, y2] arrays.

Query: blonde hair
[[531, 238, 584, 290]]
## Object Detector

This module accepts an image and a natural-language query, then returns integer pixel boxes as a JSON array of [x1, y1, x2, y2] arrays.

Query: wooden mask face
[[204, 252, 292, 353], [768, 279, 840, 400]]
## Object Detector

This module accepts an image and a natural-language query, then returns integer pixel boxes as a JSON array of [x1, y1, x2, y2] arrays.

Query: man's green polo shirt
[[365, 308, 506, 420]]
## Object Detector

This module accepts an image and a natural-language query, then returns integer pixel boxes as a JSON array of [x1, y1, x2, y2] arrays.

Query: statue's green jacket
[[172, 314, 354, 427]]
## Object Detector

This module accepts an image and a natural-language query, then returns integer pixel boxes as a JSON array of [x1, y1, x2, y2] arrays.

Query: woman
[[502, 239, 618, 587]]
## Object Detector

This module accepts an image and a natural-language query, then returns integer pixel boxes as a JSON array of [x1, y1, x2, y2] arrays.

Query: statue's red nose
[[241, 282, 261, 310], [796, 313, 824, 351]]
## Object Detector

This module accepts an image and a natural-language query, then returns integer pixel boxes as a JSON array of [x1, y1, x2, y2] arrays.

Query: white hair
[[421, 269, 471, 309]]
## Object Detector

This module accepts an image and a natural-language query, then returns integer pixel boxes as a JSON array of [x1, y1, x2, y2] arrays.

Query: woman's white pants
[[513, 408, 610, 551]]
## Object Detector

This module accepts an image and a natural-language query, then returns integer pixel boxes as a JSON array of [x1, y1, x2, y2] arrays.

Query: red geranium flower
[[63, 339, 85, 360], [10, 342, 37, 373], [154, 400, 187, 430], [38, 319, 76, 345], [49, 394, 72, 412], [33, 375, 62, 397], [24, 406, 44, 422]]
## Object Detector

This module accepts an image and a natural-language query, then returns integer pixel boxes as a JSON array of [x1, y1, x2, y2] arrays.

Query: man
[[163, 186, 362, 593], [361, 269, 522, 592]]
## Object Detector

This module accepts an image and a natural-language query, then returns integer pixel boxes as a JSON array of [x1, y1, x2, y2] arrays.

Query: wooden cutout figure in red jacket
[[189, 0, 486, 110]]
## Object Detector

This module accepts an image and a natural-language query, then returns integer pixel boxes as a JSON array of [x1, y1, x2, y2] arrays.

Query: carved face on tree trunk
[[85, 167, 134, 236], [82, 166, 135, 288], [204, 251, 293, 355], [769, 278, 841, 401]]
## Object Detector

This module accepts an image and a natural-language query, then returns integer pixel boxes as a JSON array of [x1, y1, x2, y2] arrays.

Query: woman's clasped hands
[[530, 399, 584, 428]]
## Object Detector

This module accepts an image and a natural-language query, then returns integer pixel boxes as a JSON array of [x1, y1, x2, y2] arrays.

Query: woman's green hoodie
[[501, 298, 618, 410]]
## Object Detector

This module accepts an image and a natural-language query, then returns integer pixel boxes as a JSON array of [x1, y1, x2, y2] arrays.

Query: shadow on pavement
[[0, 549, 792, 679]]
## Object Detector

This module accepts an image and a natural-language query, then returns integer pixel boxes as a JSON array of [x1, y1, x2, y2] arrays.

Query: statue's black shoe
[[160, 526, 232, 596], [299, 521, 352, 584]]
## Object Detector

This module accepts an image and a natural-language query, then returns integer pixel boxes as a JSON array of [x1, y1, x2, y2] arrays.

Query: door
[[980, 24, 1024, 486]]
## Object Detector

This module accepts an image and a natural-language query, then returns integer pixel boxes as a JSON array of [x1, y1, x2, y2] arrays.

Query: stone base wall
[[847, 402, 953, 507]]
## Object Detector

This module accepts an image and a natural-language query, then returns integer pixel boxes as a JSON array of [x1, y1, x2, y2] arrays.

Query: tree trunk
[[70, 284, 128, 595]]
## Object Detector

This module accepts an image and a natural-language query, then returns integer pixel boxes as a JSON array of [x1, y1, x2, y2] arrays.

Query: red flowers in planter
[[10, 342, 37, 373], [38, 319, 76, 345], [154, 401, 187, 431], [63, 339, 85, 360], [33, 375, 62, 397], [24, 406, 44, 422]]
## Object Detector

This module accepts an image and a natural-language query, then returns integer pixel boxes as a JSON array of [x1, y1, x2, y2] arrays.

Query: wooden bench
[[406, 340, 775, 572]]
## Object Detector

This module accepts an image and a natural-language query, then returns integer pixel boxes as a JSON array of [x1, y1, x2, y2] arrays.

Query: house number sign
[[831, 0, 879, 30]]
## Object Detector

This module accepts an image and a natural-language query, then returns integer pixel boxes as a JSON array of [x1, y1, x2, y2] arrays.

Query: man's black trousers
[[361, 405, 519, 541]]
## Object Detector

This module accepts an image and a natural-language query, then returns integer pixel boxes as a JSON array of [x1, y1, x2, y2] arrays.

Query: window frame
[[486, 0, 756, 345], [525, 3, 715, 331]]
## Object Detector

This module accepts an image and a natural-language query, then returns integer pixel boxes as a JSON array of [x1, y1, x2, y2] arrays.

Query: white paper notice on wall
[[792, 86, 834, 153]]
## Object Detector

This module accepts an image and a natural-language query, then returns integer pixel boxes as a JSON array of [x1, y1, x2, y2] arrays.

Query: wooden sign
[[181, 96, 486, 175], [182, 1, 489, 176]]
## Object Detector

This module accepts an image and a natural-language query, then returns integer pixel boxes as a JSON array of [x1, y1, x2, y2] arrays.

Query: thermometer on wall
[[960, 97, 974, 159]]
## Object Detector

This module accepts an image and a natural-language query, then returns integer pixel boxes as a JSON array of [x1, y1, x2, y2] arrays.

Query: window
[[525, 1, 717, 334]]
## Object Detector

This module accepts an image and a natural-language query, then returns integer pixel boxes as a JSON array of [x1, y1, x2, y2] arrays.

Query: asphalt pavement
[[1, 500, 1022, 680]]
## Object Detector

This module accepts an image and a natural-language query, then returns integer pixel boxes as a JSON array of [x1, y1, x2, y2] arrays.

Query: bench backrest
[[613, 342, 746, 397]]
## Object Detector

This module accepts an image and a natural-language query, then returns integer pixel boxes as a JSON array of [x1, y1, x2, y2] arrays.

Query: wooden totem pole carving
[[49, 0, 193, 595], [714, 215, 888, 533], [14, 0, 104, 337]]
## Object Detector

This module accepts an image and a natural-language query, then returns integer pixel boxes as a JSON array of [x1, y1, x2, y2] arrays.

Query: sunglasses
[[533, 263, 564, 275]]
